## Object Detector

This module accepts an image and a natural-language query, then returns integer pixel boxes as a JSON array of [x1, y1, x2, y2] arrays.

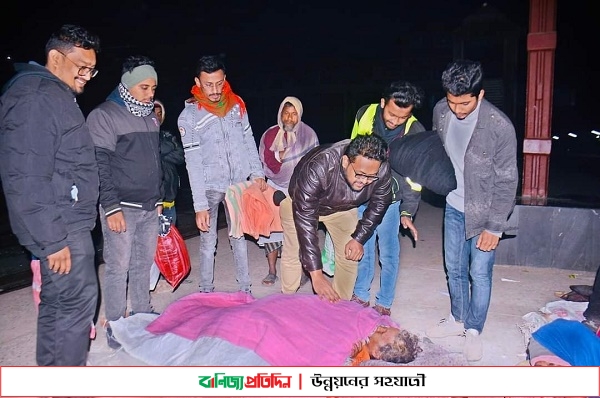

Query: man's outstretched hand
[[310, 270, 340, 303]]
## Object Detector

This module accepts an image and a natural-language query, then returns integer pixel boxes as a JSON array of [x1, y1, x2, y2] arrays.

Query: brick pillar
[[521, 0, 557, 205]]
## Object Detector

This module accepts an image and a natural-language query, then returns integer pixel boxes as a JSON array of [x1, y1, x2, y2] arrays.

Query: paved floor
[[0, 200, 594, 366]]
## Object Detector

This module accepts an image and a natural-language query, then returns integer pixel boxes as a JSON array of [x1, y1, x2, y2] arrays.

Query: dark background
[[1, 1, 596, 144], [1, 1, 598, 291]]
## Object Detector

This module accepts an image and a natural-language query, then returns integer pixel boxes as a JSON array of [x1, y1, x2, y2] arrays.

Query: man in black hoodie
[[0, 24, 101, 366]]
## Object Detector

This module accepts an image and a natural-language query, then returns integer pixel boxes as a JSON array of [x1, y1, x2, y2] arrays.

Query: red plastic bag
[[154, 224, 191, 289]]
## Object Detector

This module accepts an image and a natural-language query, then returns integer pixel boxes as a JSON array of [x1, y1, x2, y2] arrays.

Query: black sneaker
[[106, 325, 121, 350]]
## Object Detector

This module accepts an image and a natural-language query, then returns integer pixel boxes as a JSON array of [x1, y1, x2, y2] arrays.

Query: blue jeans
[[353, 201, 400, 308], [444, 203, 495, 333], [100, 206, 159, 321], [199, 190, 251, 292], [27, 229, 98, 366]]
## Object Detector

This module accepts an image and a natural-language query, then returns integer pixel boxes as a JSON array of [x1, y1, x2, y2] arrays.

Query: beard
[[282, 122, 296, 132]]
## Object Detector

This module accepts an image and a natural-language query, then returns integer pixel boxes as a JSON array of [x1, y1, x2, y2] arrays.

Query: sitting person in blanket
[[108, 292, 422, 366]]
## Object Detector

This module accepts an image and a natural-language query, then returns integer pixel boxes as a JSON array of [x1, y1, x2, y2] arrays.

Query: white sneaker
[[463, 328, 483, 361], [426, 314, 465, 338]]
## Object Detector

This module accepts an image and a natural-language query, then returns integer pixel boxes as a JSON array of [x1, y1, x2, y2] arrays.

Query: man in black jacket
[[583, 266, 600, 334], [154, 99, 184, 226], [0, 24, 101, 366], [280, 134, 392, 303], [87, 55, 163, 349]]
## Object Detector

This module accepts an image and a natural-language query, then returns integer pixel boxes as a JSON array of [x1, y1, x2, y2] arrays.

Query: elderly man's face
[[366, 326, 401, 358], [281, 104, 299, 132]]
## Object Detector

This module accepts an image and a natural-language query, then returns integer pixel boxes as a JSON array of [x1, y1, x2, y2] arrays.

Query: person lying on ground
[[108, 292, 422, 366], [527, 318, 600, 366]]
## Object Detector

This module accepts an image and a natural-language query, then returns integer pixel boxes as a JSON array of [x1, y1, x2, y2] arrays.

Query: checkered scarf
[[118, 83, 154, 117]]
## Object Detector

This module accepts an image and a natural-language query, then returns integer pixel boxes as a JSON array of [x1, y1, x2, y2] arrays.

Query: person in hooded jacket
[[257, 96, 319, 286], [154, 99, 185, 226]]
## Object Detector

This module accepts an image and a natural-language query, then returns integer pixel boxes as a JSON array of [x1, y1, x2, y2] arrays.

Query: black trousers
[[33, 229, 98, 366], [584, 265, 600, 320]]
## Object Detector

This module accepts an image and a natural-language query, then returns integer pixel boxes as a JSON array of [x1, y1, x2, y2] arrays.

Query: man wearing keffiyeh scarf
[[178, 54, 265, 294], [87, 55, 163, 349]]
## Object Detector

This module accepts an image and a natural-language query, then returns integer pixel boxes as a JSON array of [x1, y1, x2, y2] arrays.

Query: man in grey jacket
[[425, 60, 518, 362], [178, 55, 265, 293]]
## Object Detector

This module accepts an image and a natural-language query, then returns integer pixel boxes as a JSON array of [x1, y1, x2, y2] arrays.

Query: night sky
[[0, 1, 596, 144], [0, 1, 598, 288]]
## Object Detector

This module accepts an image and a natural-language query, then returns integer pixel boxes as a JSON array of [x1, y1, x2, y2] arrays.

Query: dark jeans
[[584, 265, 600, 320], [29, 229, 98, 366]]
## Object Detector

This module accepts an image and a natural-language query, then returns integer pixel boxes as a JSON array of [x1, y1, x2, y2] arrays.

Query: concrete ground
[[0, 200, 594, 366]]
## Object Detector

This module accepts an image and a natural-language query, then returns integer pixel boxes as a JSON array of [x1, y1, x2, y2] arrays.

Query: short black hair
[[45, 24, 100, 56], [441, 59, 483, 97], [121, 55, 155, 74], [382, 80, 424, 109], [345, 134, 388, 163], [195, 54, 226, 76]]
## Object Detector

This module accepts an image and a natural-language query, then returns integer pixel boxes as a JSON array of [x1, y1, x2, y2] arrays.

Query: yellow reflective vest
[[350, 104, 422, 194]]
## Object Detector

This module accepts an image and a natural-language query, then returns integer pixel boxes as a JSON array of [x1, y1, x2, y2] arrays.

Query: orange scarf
[[190, 80, 247, 118], [350, 345, 371, 366]]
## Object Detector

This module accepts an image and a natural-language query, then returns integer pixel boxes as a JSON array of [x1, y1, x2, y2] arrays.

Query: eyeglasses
[[200, 79, 225, 90], [56, 50, 98, 78], [348, 163, 379, 182]]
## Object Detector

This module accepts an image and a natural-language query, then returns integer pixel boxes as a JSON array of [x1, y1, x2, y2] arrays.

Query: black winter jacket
[[87, 88, 163, 215], [160, 129, 184, 202], [0, 62, 99, 257], [288, 139, 392, 272]]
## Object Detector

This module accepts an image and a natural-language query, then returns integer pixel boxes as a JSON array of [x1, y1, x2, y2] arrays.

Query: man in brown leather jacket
[[280, 134, 392, 302]]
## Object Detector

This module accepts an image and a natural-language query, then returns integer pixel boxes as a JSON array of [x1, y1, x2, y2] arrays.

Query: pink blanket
[[146, 292, 398, 366]]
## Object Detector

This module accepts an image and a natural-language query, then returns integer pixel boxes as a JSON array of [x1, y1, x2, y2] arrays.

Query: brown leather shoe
[[351, 294, 370, 308], [373, 304, 391, 316]]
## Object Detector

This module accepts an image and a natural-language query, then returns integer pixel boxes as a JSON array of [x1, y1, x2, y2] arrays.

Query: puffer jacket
[[433, 97, 518, 239], [159, 129, 184, 202], [178, 100, 264, 212], [87, 88, 163, 215], [0, 62, 99, 257], [288, 139, 392, 272]]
